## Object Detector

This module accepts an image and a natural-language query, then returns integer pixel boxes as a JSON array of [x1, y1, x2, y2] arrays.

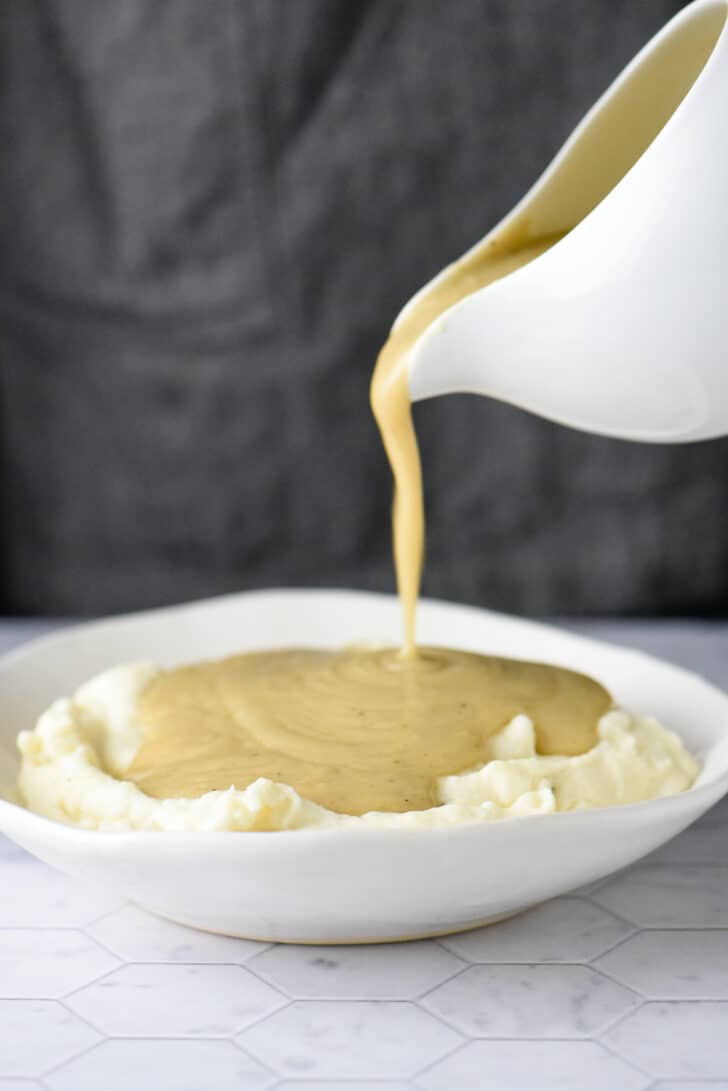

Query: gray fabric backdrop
[[1, 0, 726, 617]]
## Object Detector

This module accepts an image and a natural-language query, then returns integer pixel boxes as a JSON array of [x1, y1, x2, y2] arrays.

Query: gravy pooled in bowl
[[125, 647, 612, 815]]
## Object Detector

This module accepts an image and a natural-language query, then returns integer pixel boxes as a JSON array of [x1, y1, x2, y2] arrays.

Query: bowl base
[[140, 904, 528, 945]]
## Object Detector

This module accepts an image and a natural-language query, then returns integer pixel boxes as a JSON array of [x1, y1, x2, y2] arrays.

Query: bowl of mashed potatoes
[[1, 589, 727, 942]]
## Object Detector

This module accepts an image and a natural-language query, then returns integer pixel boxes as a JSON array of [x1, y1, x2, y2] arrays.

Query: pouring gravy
[[125, 226, 611, 815]]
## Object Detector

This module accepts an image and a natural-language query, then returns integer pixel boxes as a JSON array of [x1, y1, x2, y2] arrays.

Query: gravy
[[371, 227, 565, 656], [125, 225, 611, 815], [127, 645, 610, 814]]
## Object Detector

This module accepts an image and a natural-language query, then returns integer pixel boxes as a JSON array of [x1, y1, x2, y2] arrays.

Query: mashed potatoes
[[17, 662, 698, 832]]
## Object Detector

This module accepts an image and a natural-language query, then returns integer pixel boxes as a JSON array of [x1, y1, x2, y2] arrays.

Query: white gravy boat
[[406, 0, 728, 442]]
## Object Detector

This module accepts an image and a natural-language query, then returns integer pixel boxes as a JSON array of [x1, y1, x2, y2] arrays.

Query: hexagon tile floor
[[1, 620, 728, 1090]]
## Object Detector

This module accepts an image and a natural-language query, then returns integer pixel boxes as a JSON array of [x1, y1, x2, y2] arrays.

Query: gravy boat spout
[[405, 0, 728, 443]]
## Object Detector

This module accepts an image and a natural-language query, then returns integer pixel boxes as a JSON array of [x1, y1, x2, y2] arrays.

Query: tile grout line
[[408, 993, 477, 1041], [578, 899, 643, 935], [603, 997, 728, 1005], [594, 996, 728, 1078], [55, 996, 107, 1040], [412, 1035, 470, 1082], [586, 930, 640, 964], [592, 997, 646, 1039], [232, 959, 296, 1000], [418, 956, 647, 969], [236, 996, 468, 1079], [231, 996, 294, 1040], [585, 962, 645, 1002], [50, 993, 296, 1045], [225, 1037, 278, 1085], [39, 1034, 105, 1082], [76, 927, 134, 962], [37, 1034, 281, 1086], [61, 961, 129, 1003], [594, 1034, 657, 1083], [409, 959, 472, 1003], [60, 958, 288, 998], [591, 926, 728, 993]]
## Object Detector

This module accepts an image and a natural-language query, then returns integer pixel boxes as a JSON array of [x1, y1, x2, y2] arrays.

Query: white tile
[[596, 931, 728, 998], [422, 964, 637, 1038], [249, 940, 463, 999], [0, 856, 122, 928], [239, 1000, 461, 1078], [0, 930, 118, 999], [651, 1084, 728, 1091], [66, 964, 285, 1037], [275, 1084, 413, 1091], [590, 866, 728, 927], [0, 999, 99, 1077], [605, 1001, 728, 1078], [650, 1082, 728, 1091], [88, 905, 266, 963], [418, 1039, 648, 1091], [647, 823, 728, 864], [45, 1040, 273, 1091], [440, 897, 632, 962], [0, 1082, 45, 1091]]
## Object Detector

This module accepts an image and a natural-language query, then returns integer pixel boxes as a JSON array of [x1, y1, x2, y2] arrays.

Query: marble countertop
[[1, 618, 727, 1091]]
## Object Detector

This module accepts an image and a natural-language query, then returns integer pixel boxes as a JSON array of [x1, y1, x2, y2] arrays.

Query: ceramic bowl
[[1, 589, 727, 943]]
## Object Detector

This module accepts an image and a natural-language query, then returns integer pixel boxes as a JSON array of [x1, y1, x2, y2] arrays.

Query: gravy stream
[[126, 226, 613, 816], [370, 228, 566, 657]]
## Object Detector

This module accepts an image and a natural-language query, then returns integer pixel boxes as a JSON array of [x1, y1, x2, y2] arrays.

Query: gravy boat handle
[[405, 0, 728, 443]]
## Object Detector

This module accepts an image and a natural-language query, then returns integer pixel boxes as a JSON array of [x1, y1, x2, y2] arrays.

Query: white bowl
[[1, 589, 727, 943]]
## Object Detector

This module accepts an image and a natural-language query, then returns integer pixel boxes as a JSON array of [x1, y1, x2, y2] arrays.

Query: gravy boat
[[406, 0, 728, 442]]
